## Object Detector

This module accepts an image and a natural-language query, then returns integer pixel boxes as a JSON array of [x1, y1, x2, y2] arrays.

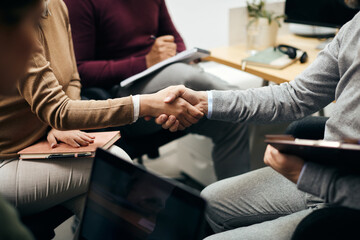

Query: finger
[[75, 136, 90, 147], [184, 109, 201, 124], [79, 134, 94, 144], [159, 35, 175, 42], [164, 85, 186, 103], [144, 116, 152, 121], [264, 145, 271, 163], [178, 117, 192, 128], [64, 138, 81, 148], [162, 115, 177, 130], [269, 145, 280, 158], [186, 104, 204, 120], [155, 114, 169, 125], [83, 132, 96, 139], [164, 43, 177, 52], [47, 133, 58, 148], [169, 120, 180, 132], [178, 123, 186, 131]]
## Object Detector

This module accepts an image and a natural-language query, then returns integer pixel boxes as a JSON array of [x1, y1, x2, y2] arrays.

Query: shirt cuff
[[132, 95, 140, 123], [207, 91, 213, 119], [297, 163, 308, 185]]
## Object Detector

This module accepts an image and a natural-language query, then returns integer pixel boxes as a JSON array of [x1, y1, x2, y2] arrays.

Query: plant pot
[[246, 17, 279, 53]]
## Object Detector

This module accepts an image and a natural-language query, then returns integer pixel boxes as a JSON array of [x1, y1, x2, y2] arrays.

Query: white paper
[[120, 47, 210, 87]]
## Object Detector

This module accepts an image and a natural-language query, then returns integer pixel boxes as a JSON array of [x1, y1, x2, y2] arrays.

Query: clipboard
[[265, 135, 360, 170], [120, 47, 210, 87]]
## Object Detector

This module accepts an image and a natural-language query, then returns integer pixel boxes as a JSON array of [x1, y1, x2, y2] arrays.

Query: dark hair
[[0, 0, 41, 26]]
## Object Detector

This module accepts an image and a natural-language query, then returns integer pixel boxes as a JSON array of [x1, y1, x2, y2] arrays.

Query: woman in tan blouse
[[0, 0, 203, 218], [0, 0, 43, 239]]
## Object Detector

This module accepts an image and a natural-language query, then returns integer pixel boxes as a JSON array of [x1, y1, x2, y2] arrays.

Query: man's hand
[[264, 145, 305, 184], [146, 35, 177, 68], [140, 86, 204, 131], [151, 86, 208, 131], [47, 129, 95, 148]]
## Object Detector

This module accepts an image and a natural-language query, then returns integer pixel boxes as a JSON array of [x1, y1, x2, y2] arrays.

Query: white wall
[[165, 0, 285, 49]]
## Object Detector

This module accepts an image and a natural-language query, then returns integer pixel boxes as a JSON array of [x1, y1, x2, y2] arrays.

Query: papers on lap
[[120, 47, 210, 87], [18, 131, 120, 159]]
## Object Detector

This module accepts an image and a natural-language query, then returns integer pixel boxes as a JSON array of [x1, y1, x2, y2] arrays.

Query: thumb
[[47, 133, 58, 148], [164, 85, 186, 103]]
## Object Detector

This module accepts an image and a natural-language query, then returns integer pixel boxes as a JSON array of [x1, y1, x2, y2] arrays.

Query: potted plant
[[246, 0, 285, 52]]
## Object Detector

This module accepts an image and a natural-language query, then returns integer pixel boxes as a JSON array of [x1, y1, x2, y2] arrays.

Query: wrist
[[139, 94, 153, 117], [198, 91, 208, 116]]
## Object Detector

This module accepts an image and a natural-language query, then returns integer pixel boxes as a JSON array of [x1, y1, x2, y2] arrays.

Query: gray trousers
[[201, 167, 327, 240], [0, 157, 92, 217], [114, 63, 250, 180]]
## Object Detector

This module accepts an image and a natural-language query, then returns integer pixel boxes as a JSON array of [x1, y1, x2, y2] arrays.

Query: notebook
[[265, 135, 360, 170], [79, 148, 207, 240], [18, 131, 120, 160], [120, 47, 210, 87], [241, 47, 301, 69]]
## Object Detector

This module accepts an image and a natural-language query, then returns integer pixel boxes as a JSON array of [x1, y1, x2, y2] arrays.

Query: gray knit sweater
[[210, 12, 360, 210]]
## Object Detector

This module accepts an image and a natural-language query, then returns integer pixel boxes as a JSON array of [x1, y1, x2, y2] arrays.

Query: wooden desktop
[[205, 34, 324, 84]]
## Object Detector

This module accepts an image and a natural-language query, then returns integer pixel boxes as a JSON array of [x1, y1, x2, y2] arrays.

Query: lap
[[0, 157, 93, 216], [201, 167, 324, 231], [204, 208, 314, 240]]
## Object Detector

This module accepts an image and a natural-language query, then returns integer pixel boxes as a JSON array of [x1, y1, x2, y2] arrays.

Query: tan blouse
[[0, 0, 134, 160]]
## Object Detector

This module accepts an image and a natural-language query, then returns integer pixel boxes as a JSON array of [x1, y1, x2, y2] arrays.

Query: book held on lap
[[265, 135, 360, 169], [120, 47, 210, 87], [18, 131, 121, 160]]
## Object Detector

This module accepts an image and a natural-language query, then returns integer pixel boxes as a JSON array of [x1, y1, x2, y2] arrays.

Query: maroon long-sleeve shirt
[[64, 0, 186, 88]]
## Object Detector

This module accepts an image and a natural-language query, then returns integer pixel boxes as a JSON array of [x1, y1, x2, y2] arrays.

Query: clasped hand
[[140, 85, 208, 132]]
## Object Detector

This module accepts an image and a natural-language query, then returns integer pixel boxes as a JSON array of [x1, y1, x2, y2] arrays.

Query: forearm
[[209, 21, 346, 124], [20, 49, 134, 130], [298, 162, 360, 210], [65, 79, 81, 100]]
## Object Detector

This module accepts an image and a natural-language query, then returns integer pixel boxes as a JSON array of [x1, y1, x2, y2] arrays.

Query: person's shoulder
[[46, 0, 70, 27]]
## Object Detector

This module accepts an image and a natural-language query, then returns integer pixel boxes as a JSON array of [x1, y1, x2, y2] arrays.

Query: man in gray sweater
[[157, 2, 360, 239]]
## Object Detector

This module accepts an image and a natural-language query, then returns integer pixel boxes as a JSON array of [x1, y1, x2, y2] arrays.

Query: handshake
[[139, 85, 208, 132]]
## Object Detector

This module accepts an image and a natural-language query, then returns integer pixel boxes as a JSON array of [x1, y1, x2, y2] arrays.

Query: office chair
[[291, 206, 360, 240], [285, 116, 329, 139], [21, 205, 73, 240]]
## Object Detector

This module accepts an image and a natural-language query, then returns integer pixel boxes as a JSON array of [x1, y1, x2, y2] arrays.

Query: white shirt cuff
[[206, 91, 213, 119], [297, 163, 308, 185], [132, 95, 140, 123]]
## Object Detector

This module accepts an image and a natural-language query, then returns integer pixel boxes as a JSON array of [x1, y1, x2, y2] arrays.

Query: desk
[[205, 34, 323, 84]]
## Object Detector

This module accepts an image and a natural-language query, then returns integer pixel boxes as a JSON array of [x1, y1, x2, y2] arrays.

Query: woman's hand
[[140, 86, 204, 131], [47, 129, 95, 148], [264, 145, 305, 184]]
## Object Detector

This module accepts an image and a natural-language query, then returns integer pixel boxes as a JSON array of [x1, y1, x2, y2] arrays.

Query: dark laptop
[[79, 148, 207, 240]]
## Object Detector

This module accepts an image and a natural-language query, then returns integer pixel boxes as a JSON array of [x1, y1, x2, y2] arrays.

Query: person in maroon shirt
[[64, 0, 250, 180]]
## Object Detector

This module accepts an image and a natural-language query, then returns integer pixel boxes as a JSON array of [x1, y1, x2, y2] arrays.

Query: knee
[[201, 181, 228, 219], [182, 69, 214, 91]]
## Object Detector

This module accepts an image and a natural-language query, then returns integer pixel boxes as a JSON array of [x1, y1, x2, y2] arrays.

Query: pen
[[47, 152, 93, 159]]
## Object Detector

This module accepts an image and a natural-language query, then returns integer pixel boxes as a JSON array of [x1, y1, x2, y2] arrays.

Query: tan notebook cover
[[18, 131, 120, 159]]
